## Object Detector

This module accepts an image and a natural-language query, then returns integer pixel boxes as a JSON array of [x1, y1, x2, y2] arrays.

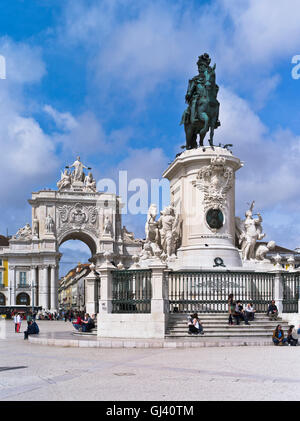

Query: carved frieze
[[57, 202, 98, 236], [192, 155, 234, 210]]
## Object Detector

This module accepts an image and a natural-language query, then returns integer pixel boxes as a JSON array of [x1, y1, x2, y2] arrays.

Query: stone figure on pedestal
[[103, 216, 113, 236], [144, 204, 161, 255], [15, 223, 32, 240], [236, 201, 266, 260], [69, 156, 88, 182], [122, 226, 142, 244], [255, 241, 276, 261], [180, 53, 220, 149], [141, 204, 181, 260], [57, 169, 71, 191], [84, 172, 97, 192], [158, 206, 181, 258], [33, 218, 39, 237], [45, 215, 55, 234]]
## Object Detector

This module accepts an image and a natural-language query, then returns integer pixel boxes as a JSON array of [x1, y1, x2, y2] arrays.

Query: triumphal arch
[[1, 157, 141, 311]]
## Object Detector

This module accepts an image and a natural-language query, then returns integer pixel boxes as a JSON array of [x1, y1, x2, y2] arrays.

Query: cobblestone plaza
[[0, 321, 299, 401]]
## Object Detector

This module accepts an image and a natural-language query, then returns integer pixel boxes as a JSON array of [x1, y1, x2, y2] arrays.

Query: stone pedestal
[[273, 270, 284, 314], [163, 146, 243, 269], [85, 267, 99, 315]]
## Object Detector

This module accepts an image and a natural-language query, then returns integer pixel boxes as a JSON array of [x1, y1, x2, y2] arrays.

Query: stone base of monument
[[162, 146, 244, 270], [171, 244, 243, 270], [97, 313, 167, 339]]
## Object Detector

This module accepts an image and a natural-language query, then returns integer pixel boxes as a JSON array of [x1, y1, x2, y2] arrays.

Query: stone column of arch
[[39, 265, 49, 310], [31, 266, 37, 308], [50, 265, 57, 311], [8, 265, 16, 306]]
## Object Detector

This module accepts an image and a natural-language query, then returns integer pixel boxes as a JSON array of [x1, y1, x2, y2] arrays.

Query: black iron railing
[[112, 270, 152, 313], [166, 271, 275, 313], [17, 284, 31, 289], [282, 273, 300, 313]]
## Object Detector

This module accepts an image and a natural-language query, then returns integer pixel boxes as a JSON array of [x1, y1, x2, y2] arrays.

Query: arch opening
[[0, 293, 6, 305], [58, 236, 94, 313], [59, 231, 97, 256], [16, 293, 30, 306]]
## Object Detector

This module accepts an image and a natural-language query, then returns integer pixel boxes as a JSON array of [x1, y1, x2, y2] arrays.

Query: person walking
[[13, 313, 18, 333], [15, 313, 21, 333], [26, 312, 32, 327]]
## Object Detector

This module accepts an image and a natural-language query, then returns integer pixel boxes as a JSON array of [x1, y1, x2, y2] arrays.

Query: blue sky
[[0, 0, 299, 273]]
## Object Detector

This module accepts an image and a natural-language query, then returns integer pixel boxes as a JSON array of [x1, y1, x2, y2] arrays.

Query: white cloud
[[223, 0, 300, 64], [0, 39, 59, 235], [60, 0, 300, 105], [43, 105, 78, 131], [0, 37, 46, 84], [116, 147, 169, 180], [215, 87, 300, 247]]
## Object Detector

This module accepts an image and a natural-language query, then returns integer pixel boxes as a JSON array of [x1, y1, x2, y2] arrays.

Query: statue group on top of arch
[[140, 204, 182, 261], [235, 201, 276, 261], [57, 156, 97, 192]]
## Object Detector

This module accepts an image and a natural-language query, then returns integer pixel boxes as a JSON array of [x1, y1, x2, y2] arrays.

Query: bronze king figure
[[180, 53, 221, 149]]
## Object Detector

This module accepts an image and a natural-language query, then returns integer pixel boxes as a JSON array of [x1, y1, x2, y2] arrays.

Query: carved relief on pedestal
[[192, 155, 234, 211]]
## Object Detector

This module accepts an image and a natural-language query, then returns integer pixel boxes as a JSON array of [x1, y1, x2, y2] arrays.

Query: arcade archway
[[16, 292, 30, 306], [0, 293, 6, 305], [57, 232, 96, 312]]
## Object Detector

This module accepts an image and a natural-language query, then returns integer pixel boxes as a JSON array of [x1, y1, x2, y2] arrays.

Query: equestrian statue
[[180, 53, 221, 149]]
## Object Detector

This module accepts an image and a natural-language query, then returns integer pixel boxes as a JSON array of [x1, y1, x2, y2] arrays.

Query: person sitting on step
[[188, 313, 204, 335], [287, 325, 298, 346], [24, 321, 39, 340], [233, 302, 250, 325], [72, 313, 83, 331], [267, 300, 278, 321], [244, 302, 256, 321], [81, 313, 94, 332], [272, 325, 287, 346]]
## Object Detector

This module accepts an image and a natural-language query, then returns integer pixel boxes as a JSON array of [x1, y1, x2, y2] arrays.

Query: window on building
[[0, 271, 2, 284], [0, 259, 2, 266], [19, 272, 27, 285]]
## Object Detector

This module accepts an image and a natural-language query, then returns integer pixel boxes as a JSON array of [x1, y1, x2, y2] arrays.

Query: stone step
[[168, 314, 278, 318], [166, 329, 282, 336], [165, 333, 274, 338], [168, 320, 287, 325], [168, 326, 289, 331]]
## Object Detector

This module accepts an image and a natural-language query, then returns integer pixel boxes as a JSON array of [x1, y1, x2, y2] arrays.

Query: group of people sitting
[[228, 294, 255, 325], [72, 312, 96, 332], [273, 324, 300, 346], [188, 313, 204, 335]]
